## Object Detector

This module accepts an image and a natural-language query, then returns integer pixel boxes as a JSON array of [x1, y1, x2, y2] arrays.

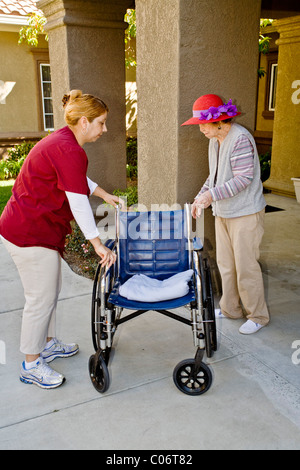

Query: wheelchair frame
[[89, 204, 217, 396]]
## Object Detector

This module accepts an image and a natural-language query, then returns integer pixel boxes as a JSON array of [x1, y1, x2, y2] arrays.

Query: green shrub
[[126, 163, 138, 179], [0, 181, 13, 215], [259, 147, 271, 182], [126, 137, 137, 181], [1, 137, 137, 181], [7, 141, 36, 161], [64, 222, 99, 278], [113, 185, 138, 207], [0, 141, 36, 180], [65, 185, 138, 279], [126, 137, 137, 166]]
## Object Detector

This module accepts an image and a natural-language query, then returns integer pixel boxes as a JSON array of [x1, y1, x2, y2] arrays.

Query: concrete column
[[136, 0, 261, 258], [264, 16, 300, 197], [37, 0, 131, 192]]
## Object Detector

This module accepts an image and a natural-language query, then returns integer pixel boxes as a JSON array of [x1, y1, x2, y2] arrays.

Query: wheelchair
[[88, 203, 217, 396]]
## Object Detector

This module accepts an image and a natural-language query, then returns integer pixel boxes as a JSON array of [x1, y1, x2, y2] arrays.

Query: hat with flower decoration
[[181, 94, 241, 126]]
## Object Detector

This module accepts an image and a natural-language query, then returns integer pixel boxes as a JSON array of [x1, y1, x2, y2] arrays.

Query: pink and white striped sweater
[[196, 134, 254, 202]]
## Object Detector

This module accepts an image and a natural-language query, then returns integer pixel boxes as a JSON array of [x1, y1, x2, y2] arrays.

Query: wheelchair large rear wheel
[[203, 259, 217, 358], [173, 359, 212, 396], [91, 262, 117, 352], [91, 264, 102, 352], [89, 354, 110, 393]]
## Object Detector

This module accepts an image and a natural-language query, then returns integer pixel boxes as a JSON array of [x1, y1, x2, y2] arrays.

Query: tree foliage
[[125, 9, 136, 69], [258, 19, 274, 78], [18, 12, 48, 47]]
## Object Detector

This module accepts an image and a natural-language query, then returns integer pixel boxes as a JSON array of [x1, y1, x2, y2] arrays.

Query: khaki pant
[[2, 237, 62, 355], [215, 210, 269, 326]]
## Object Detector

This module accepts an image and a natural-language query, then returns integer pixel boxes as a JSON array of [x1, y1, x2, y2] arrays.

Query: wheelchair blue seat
[[108, 209, 196, 309], [108, 279, 196, 310]]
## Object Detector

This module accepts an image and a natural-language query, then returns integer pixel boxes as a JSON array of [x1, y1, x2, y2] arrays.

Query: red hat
[[181, 94, 241, 126]]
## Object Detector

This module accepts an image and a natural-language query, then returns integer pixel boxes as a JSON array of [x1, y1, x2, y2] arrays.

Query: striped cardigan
[[196, 123, 266, 218]]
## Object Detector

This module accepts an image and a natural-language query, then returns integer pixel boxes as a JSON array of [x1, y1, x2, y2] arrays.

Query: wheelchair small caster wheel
[[173, 359, 212, 396], [89, 354, 110, 393]]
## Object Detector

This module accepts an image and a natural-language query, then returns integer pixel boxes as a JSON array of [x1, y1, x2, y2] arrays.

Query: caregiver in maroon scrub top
[[0, 90, 120, 389]]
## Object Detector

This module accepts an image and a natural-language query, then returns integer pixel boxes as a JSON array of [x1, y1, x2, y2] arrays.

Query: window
[[40, 64, 54, 131], [262, 51, 278, 119], [268, 63, 278, 111]]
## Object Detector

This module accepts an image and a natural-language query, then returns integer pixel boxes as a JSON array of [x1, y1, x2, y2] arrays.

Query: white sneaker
[[239, 320, 264, 335], [215, 308, 226, 319], [41, 338, 79, 363], [20, 358, 65, 389]]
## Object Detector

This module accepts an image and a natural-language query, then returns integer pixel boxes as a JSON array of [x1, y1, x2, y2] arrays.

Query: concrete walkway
[[0, 193, 299, 450]]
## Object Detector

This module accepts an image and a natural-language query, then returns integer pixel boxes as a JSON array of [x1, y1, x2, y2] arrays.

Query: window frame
[[262, 51, 278, 120], [39, 63, 54, 131], [268, 63, 278, 112], [30, 49, 53, 132]]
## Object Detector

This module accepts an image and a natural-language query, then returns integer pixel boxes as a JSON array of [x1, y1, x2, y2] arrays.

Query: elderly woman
[[0, 90, 120, 388], [182, 94, 269, 335]]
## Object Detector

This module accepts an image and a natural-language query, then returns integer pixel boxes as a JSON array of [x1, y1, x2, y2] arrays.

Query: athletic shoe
[[239, 320, 264, 335], [41, 338, 79, 363], [215, 308, 226, 319], [20, 358, 65, 389]]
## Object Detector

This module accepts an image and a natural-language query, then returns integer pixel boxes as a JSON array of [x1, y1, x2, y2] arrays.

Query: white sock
[[45, 338, 55, 349], [25, 357, 40, 370]]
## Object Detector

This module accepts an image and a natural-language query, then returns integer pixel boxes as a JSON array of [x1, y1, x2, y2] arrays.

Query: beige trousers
[[215, 210, 269, 326], [2, 238, 62, 355]]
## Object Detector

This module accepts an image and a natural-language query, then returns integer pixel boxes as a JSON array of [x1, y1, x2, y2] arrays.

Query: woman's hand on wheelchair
[[191, 199, 204, 219], [192, 192, 212, 218], [102, 192, 125, 211], [90, 237, 117, 268]]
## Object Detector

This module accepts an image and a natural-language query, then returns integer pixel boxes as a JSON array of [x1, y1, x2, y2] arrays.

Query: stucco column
[[37, 0, 130, 193], [136, 0, 261, 259], [264, 16, 300, 197]]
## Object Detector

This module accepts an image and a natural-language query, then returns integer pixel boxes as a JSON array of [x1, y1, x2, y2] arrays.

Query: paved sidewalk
[[0, 193, 300, 450]]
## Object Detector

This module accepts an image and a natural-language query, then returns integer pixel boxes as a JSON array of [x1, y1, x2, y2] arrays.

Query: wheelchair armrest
[[103, 239, 119, 279], [193, 237, 203, 251], [104, 239, 116, 250], [192, 249, 207, 305]]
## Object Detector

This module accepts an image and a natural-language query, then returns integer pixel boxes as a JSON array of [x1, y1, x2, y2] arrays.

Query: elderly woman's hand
[[191, 200, 203, 219], [196, 191, 213, 209], [191, 191, 213, 218]]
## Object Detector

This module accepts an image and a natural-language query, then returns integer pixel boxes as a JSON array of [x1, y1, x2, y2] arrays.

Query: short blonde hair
[[62, 90, 109, 126]]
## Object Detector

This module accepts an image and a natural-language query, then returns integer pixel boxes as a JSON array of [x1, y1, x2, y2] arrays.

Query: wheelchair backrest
[[117, 206, 192, 283]]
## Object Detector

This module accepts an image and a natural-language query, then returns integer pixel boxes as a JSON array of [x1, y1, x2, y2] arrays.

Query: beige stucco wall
[[137, 0, 261, 207], [0, 31, 48, 134], [136, 0, 180, 205], [264, 15, 300, 196]]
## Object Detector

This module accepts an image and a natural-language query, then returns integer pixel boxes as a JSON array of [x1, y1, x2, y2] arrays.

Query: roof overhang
[[0, 13, 29, 32]]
